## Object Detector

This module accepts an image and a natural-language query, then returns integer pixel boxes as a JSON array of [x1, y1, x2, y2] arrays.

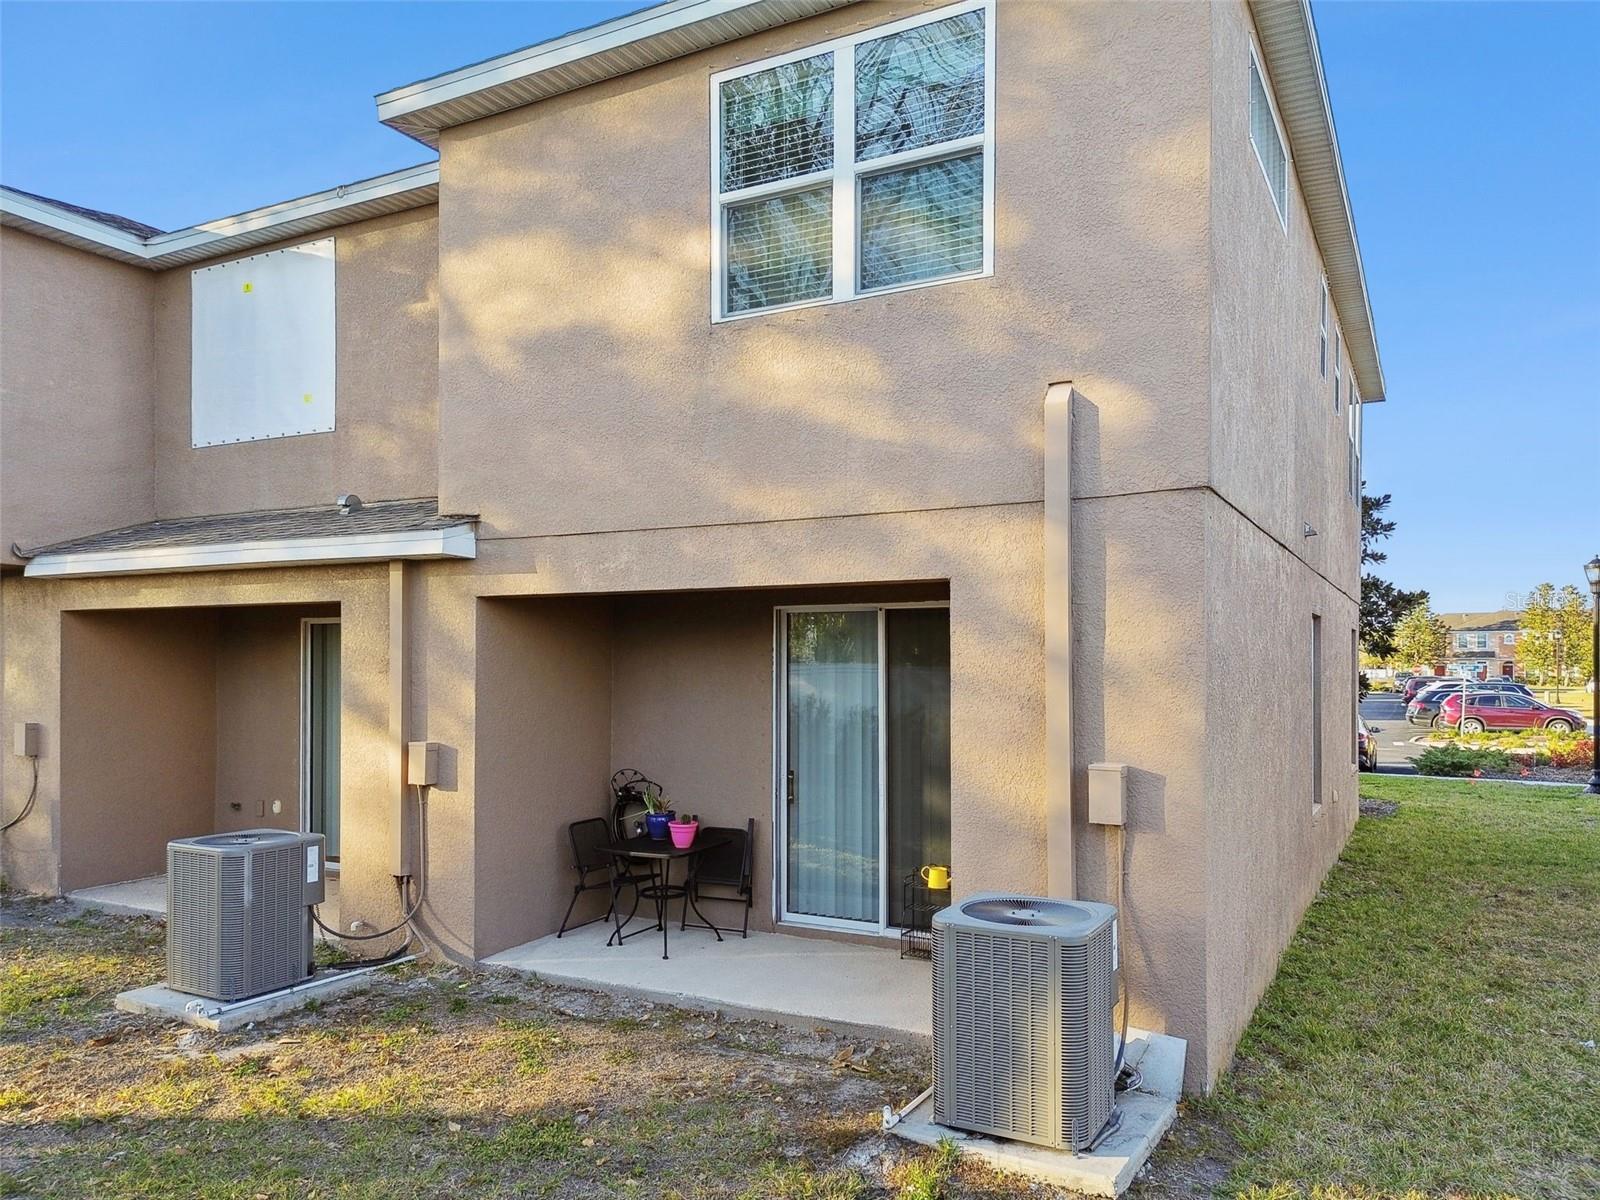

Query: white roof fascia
[[0, 163, 439, 271], [1250, 0, 1386, 402], [22, 524, 476, 579], [375, 0, 857, 146], [0, 189, 152, 267]]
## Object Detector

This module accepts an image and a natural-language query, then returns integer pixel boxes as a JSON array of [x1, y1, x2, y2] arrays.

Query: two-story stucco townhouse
[[0, 0, 1382, 1089]]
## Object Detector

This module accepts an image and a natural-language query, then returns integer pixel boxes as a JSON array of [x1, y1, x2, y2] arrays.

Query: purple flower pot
[[644, 810, 675, 841]]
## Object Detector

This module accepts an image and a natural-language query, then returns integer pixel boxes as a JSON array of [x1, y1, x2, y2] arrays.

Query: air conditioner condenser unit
[[167, 829, 325, 1002], [932, 894, 1119, 1151]]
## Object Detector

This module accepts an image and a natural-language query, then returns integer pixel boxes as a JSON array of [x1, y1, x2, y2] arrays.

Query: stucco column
[[1044, 383, 1074, 898], [388, 560, 410, 877]]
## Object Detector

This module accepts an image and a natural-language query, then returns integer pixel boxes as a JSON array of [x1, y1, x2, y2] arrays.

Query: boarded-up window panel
[[190, 238, 335, 448]]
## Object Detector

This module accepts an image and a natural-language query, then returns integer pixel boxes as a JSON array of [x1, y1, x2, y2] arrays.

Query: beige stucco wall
[[435, 0, 1213, 538], [1195, 2, 1364, 1078], [472, 595, 614, 958], [58, 608, 217, 890], [150, 207, 440, 519], [1208, 1, 1361, 598], [213, 604, 338, 834], [0, 229, 156, 567], [1202, 490, 1359, 1078]]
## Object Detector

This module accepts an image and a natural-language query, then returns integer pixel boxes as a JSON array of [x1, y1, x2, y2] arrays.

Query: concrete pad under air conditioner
[[887, 1028, 1186, 1198], [114, 961, 407, 1032]]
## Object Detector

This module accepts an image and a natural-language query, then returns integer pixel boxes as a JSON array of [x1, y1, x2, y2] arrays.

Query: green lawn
[[1529, 687, 1596, 721], [1149, 775, 1600, 1200]]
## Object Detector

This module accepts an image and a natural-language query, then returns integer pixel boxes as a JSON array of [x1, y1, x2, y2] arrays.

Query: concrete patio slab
[[72, 873, 342, 938], [887, 1028, 1187, 1198], [69, 874, 167, 918], [115, 955, 410, 1032], [485, 924, 931, 1041]]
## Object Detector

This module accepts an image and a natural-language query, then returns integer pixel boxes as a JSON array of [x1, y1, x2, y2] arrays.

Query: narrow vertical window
[[1311, 614, 1324, 810], [1249, 49, 1288, 225], [1318, 278, 1328, 377], [1348, 383, 1359, 500], [712, 2, 994, 319], [1332, 327, 1341, 412], [1352, 385, 1362, 505]]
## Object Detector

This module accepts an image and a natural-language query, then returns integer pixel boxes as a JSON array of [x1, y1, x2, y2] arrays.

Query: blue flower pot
[[644, 810, 675, 841]]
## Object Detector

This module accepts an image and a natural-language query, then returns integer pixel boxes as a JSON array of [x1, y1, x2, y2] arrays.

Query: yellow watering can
[[920, 864, 951, 890]]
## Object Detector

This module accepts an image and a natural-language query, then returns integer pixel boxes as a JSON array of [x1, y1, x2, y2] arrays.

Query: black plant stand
[[899, 875, 946, 960]]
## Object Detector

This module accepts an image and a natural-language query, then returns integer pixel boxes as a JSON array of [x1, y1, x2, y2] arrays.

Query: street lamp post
[[1585, 555, 1600, 796]]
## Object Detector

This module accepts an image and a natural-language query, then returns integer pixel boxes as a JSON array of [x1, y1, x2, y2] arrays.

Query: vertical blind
[[786, 611, 881, 923]]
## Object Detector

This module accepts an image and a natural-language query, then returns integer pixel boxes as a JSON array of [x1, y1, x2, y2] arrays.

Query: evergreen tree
[[1359, 493, 1427, 659]]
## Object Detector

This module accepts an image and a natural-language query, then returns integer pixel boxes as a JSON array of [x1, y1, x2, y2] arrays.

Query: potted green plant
[[640, 783, 675, 841]]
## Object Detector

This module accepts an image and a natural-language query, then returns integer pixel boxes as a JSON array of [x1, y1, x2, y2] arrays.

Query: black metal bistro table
[[602, 831, 731, 960]]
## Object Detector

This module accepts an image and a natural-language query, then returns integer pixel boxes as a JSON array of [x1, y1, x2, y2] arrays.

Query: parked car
[[1408, 683, 1498, 727], [1357, 718, 1377, 771], [1411, 678, 1530, 713], [1438, 691, 1586, 733], [1402, 675, 1444, 702]]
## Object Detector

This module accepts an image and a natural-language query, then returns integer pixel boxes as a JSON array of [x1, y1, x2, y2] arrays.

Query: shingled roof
[[2, 186, 164, 239], [20, 497, 477, 578]]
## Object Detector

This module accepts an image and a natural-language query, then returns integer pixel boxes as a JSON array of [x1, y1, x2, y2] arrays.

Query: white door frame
[[299, 616, 341, 867], [772, 601, 950, 937]]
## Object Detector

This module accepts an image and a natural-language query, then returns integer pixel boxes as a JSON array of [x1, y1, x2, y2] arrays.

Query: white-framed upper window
[[1504, 633, 1516, 646], [1248, 46, 1289, 228], [710, 0, 995, 321], [1318, 277, 1328, 377]]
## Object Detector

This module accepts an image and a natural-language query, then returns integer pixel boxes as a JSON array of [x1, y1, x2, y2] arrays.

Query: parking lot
[[1360, 691, 1424, 772]]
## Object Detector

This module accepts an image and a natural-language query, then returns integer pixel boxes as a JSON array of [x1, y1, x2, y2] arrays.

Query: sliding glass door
[[780, 605, 950, 932], [302, 619, 341, 861]]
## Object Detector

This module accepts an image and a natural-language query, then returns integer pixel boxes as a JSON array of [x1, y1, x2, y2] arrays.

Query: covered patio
[[53, 600, 341, 896], [469, 581, 952, 962]]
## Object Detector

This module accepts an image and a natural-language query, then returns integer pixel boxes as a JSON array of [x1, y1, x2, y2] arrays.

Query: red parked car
[[1438, 691, 1586, 733]]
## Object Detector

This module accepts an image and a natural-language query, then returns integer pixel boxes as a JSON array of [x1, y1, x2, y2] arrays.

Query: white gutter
[[23, 524, 476, 579], [1249, 0, 1385, 402], [0, 163, 439, 271]]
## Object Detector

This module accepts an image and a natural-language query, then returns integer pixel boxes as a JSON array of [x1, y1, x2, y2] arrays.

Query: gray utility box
[[167, 830, 325, 1002], [932, 894, 1119, 1151]]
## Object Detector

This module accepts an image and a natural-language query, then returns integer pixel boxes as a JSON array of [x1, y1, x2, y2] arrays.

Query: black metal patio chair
[[557, 816, 654, 938], [683, 818, 755, 938]]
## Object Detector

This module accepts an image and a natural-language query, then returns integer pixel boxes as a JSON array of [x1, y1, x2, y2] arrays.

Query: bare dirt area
[[0, 896, 1065, 1200]]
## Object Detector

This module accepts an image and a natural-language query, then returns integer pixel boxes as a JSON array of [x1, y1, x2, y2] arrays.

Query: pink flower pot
[[667, 820, 699, 849]]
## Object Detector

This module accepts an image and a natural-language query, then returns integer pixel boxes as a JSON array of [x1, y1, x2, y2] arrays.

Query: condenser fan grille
[[932, 893, 1118, 1151]]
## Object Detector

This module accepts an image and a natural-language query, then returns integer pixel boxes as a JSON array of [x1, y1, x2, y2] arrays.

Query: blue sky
[[2, 2, 1595, 612]]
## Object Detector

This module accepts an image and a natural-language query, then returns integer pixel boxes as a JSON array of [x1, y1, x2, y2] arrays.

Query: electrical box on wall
[[406, 741, 439, 787], [14, 723, 41, 758], [1086, 762, 1127, 826]]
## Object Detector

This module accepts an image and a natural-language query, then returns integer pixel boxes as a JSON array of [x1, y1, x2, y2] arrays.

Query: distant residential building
[[1437, 611, 1522, 679]]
